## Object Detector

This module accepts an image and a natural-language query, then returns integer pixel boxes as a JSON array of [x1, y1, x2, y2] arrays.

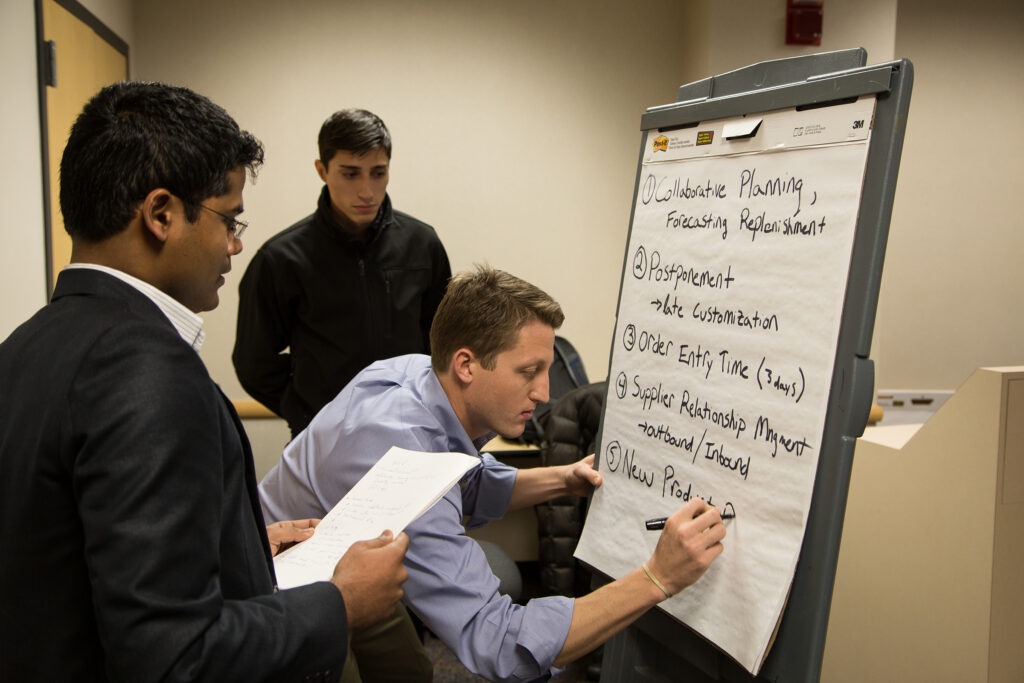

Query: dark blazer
[[0, 269, 346, 682]]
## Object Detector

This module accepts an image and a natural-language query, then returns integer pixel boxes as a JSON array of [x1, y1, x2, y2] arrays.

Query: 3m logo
[[852, 120, 865, 129], [652, 135, 669, 152]]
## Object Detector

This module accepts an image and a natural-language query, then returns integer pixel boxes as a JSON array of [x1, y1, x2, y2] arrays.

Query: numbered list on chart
[[576, 98, 875, 674]]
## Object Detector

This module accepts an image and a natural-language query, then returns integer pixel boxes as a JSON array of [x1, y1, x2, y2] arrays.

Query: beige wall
[[699, 1, 1024, 393], [877, 0, 1024, 390], [0, 0, 132, 341], [129, 0, 909, 403], [5, 0, 1022, 405], [132, 0, 703, 399], [694, 0, 897, 82], [1, 1, 48, 339]]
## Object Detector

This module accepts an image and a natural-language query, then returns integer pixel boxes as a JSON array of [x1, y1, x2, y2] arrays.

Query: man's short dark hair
[[430, 265, 565, 372], [318, 109, 392, 164], [59, 81, 264, 242]]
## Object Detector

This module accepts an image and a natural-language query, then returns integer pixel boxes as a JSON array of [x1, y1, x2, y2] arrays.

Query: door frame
[[34, 0, 129, 293]]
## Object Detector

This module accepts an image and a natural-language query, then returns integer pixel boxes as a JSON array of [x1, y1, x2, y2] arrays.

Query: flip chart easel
[[576, 49, 913, 682]]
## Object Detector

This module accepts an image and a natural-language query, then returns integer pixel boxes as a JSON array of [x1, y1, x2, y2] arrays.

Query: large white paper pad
[[576, 98, 875, 674]]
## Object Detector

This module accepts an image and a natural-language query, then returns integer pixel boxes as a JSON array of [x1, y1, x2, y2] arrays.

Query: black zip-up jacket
[[233, 187, 451, 435]]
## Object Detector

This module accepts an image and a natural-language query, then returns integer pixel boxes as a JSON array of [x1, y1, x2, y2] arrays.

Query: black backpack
[[521, 336, 589, 445]]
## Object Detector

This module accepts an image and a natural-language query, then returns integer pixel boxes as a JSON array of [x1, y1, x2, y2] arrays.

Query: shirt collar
[[63, 263, 206, 351], [317, 186, 389, 243]]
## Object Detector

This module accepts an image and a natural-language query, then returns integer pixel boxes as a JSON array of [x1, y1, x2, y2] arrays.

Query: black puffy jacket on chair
[[535, 381, 607, 597]]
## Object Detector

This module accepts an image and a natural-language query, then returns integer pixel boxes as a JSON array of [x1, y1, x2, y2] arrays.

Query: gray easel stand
[[593, 49, 913, 683]]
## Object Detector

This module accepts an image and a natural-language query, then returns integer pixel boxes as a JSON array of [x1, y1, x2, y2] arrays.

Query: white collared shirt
[[63, 263, 206, 351]]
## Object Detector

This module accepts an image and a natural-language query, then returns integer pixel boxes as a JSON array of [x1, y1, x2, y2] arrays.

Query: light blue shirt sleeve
[[460, 452, 518, 529], [403, 490, 575, 682]]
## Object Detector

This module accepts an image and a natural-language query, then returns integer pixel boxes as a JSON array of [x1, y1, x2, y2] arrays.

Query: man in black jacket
[[233, 109, 451, 437]]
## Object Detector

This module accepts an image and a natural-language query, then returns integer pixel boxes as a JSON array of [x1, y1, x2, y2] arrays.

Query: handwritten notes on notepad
[[274, 446, 479, 589]]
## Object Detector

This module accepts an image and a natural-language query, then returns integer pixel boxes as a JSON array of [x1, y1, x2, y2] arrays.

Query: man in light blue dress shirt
[[260, 265, 727, 682]]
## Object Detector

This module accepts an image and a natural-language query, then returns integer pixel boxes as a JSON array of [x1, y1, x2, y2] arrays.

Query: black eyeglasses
[[198, 204, 248, 240]]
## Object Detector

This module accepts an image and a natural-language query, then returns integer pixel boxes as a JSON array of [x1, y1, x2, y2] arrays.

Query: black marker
[[645, 517, 668, 531], [645, 512, 735, 531]]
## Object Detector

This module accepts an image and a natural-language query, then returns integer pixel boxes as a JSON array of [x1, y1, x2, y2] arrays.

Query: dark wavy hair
[[430, 265, 564, 372], [317, 109, 392, 163], [59, 81, 264, 242]]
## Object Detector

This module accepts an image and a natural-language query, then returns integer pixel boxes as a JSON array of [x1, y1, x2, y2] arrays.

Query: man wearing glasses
[[0, 82, 409, 682]]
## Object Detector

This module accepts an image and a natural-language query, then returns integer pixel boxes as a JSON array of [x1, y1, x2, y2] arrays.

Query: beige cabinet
[[822, 367, 1024, 683]]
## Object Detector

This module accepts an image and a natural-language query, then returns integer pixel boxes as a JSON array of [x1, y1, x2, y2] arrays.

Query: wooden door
[[39, 0, 128, 289]]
